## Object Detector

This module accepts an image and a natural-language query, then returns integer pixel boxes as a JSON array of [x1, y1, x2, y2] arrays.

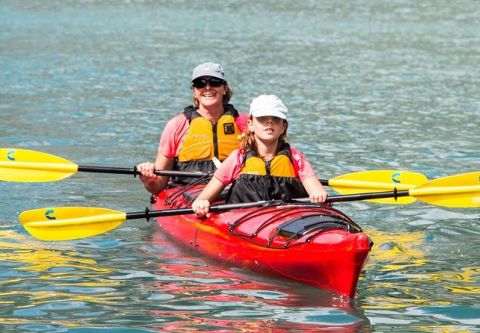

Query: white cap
[[249, 95, 288, 120], [191, 62, 226, 81]]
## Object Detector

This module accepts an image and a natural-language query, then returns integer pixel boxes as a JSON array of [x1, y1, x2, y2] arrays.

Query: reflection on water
[[1, 210, 478, 331], [0, 229, 373, 332], [360, 228, 480, 330], [0, 230, 123, 328], [4, 222, 476, 331], [3, 222, 476, 331]]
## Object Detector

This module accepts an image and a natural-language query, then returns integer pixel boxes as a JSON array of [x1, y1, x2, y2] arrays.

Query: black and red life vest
[[226, 143, 308, 203]]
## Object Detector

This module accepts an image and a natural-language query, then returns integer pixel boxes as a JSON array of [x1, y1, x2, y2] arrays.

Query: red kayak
[[152, 185, 372, 298]]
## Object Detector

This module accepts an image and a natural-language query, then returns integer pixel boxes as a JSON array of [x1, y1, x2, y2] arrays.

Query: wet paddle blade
[[329, 170, 429, 204], [19, 207, 126, 241], [0, 148, 78, 182], [411, 172, 480, 208]]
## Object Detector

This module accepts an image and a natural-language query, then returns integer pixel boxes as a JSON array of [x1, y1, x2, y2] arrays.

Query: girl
[[192, 94, 328, 217]]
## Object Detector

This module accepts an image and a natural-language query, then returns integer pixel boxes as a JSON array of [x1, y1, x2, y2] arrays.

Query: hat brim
[[191, 71, 226, 82], [250, 110, 287, 120]]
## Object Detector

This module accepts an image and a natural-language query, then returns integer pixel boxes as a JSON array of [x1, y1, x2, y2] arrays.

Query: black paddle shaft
[[124, 189, 410, 221], [326, 189, 410, 203], [78, 165, 329, 183], [125, 200, 279, 220], [77, 165, 210, 178]]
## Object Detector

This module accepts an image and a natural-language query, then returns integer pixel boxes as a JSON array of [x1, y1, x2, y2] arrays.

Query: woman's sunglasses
[[192, 77, 225, 89]]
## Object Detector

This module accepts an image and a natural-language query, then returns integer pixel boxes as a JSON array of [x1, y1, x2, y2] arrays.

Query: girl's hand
[[309, 189, 328, 203], [192, 199, 211, 217]]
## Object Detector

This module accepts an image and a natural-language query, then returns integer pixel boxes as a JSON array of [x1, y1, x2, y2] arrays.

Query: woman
[[137, 62, 248, 194], [192, 94, 328, 216]]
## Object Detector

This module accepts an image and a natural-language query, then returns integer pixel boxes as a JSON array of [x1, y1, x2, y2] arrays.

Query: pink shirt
[[158, 112, 248, 158], [214, 147, 317, 185]]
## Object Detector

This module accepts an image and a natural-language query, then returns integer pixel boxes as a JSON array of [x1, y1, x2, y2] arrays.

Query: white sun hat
[[249, 94, 288, 120]]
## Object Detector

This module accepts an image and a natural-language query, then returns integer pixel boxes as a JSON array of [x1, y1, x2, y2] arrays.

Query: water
[[1, 0, 479, 331]]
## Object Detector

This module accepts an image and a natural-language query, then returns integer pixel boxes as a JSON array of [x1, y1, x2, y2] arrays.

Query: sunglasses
[[192, 77, 225, 89]]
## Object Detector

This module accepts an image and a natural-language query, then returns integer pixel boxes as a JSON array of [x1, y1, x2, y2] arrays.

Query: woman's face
[[248, 116, 287, 144], [192, 76, 226, 110]]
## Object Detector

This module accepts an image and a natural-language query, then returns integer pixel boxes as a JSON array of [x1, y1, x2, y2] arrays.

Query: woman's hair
[[192, 82, 233, 108], [240, 116, 288, 155]]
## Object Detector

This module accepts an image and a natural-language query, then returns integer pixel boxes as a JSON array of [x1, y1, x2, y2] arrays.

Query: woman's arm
[[137, 151, 175, 195]]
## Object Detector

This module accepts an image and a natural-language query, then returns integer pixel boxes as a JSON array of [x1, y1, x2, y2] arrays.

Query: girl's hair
[[240, 116, 288, 155], [192, 83, 233, 108]]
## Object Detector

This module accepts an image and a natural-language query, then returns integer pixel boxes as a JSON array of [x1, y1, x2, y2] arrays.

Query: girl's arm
[[302, 175, 328, 203], [290, 147, 327, 203], [191, 177, 226, 217], [192, 149, 242, 216]]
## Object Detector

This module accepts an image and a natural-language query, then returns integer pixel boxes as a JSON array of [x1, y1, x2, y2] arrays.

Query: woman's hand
[[136, 162, 157, 182], [191, 199, 211, 217]]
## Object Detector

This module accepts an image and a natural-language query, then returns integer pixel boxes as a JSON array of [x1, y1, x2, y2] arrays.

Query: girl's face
[[248, 116, 287, 144]]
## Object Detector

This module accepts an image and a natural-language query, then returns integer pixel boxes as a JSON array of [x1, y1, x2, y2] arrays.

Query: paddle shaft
[[81, 165, 331, 184], [79, 166, 331, 181], [326, 189, 409, 203], [126, 201, 276, 220], [125, 189, 409, 220], [78, 165, 210, 178], [78, 165, 328, 186]]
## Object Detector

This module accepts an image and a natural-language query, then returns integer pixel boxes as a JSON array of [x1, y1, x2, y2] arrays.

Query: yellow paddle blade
[[0, 148, 78, 182], [411, 172, 480, 208], [328, 170, 429, 204], [19, 207, 126, 241]]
